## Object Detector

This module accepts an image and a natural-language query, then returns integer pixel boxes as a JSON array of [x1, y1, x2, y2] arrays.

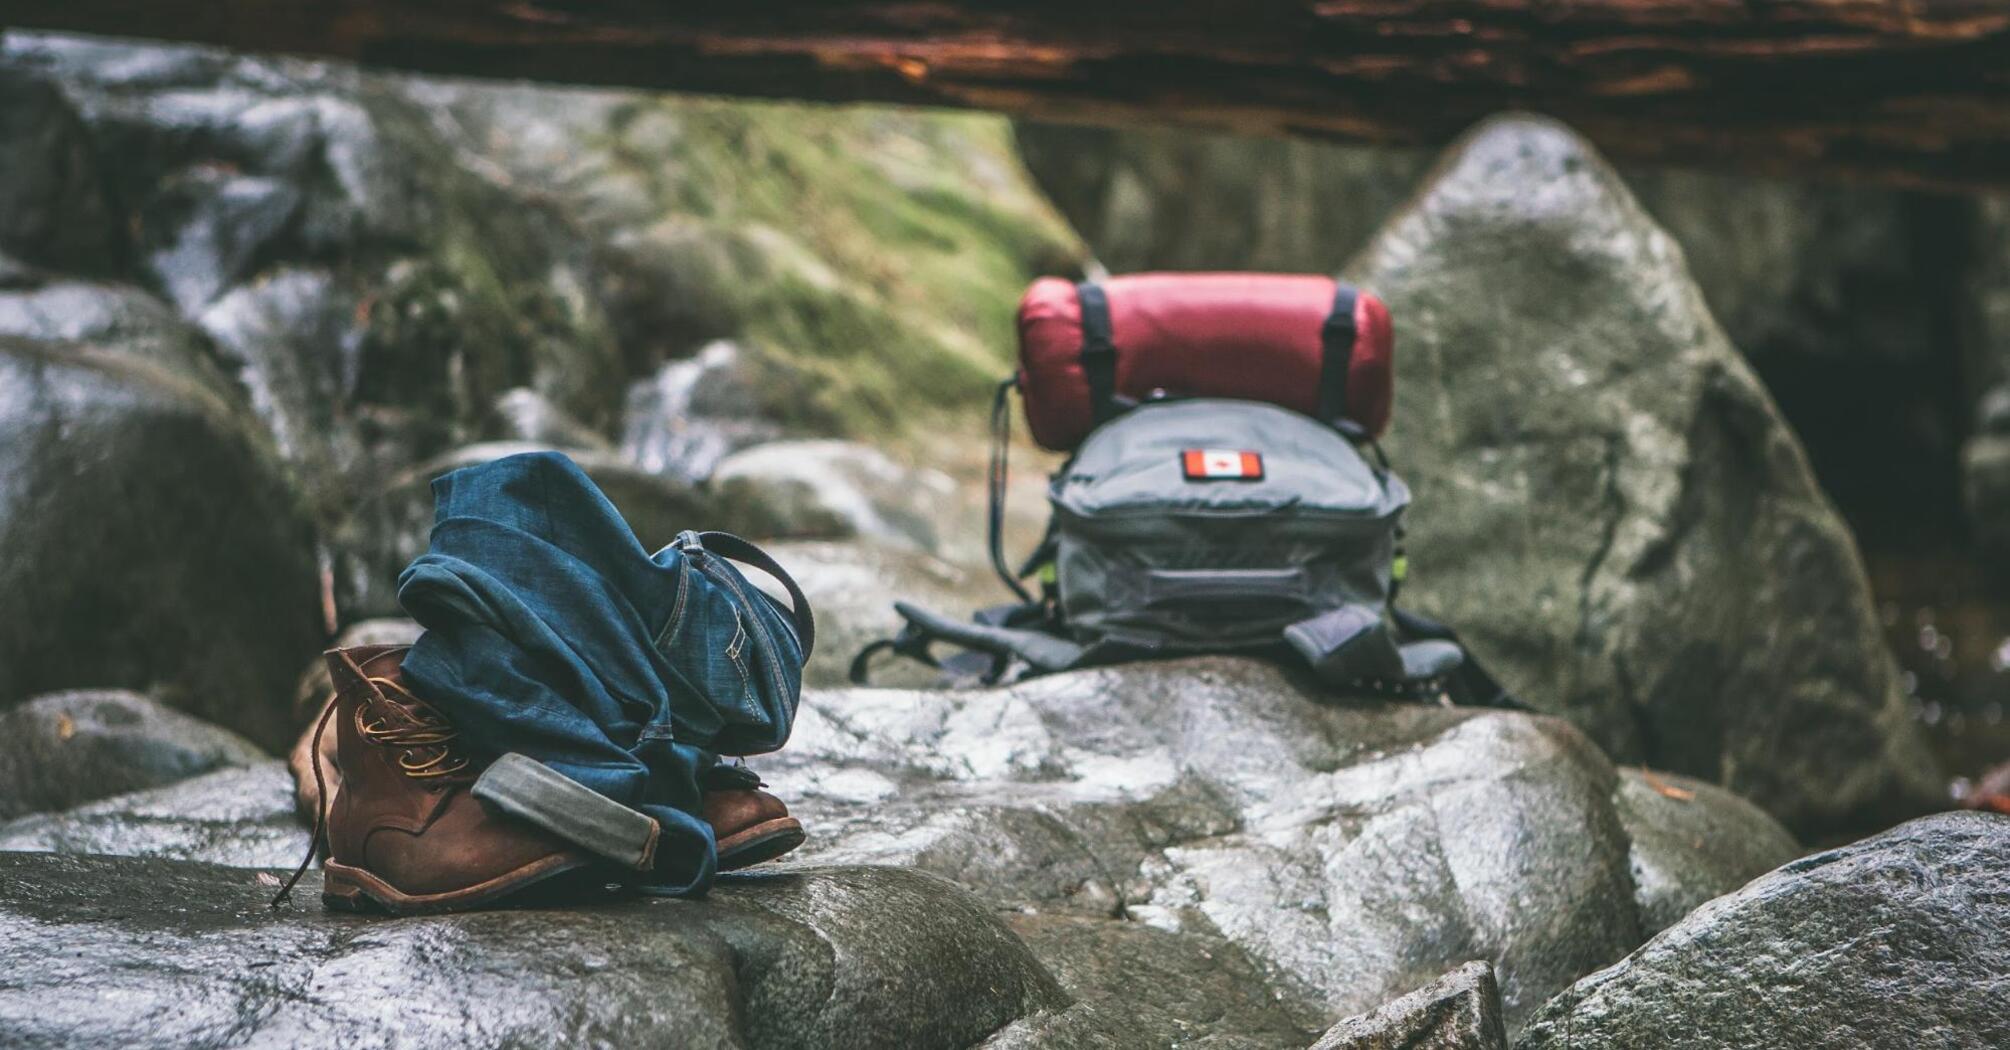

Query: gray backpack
[[853, 393, 1522, 708]]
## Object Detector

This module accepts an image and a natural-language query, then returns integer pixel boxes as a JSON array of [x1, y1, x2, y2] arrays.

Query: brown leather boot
[[296, 645, 592, 915], [284, 648, 803, 879], [703, 764, 805, 870]]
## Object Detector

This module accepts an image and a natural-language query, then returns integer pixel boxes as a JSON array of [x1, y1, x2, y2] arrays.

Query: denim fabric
[[395, 451, 805, 896]]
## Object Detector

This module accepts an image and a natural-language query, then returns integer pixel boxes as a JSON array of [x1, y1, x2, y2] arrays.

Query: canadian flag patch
[[1181, 448, 1264, 481]]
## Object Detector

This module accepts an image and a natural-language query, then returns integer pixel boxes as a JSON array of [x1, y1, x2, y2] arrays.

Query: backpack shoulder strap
[[681, 530, 815, 659], [1284, 602, 1532, 711], [1387, 606, 1530, 711], [850, 601, 1089, 685]]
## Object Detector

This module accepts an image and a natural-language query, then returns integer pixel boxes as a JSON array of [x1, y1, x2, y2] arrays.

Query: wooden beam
[[5, 1, 2010, 189]]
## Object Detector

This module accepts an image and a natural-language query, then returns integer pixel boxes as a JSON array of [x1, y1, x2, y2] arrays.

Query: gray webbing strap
[[474, 752, 661, 871]]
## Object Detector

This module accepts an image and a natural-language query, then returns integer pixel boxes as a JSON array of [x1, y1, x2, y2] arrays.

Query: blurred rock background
[[4, 26, 2005, 818]]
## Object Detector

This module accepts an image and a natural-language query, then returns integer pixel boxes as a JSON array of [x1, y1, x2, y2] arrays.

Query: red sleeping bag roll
[[1016, 273, 1394, 452]]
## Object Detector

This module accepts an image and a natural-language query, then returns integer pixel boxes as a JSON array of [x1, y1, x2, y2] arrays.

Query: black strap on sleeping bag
[[1077, 281, 1120, 427], [1318, 282, 1358, 427]]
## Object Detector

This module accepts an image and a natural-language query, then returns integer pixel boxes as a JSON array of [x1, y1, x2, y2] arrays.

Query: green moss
[[590, 96, 1085, 440], [351, 83, 630, 440]]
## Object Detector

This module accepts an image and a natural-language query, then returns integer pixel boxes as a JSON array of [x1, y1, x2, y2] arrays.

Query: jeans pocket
[[724, 615, 761, 719], [651, 556, 695, 654]]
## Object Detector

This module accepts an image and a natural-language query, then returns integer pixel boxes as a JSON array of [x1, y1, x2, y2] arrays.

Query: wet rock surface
[[1612, 767, 1800, 935], [0, 762, 301, 868], [1347, 115, 1939, 837], [1310, 961, 1507, 1050], [772, 659, 1646, 1034], [988, 913, 1316, 1049], [0, 691, 266, 819], [1517, 812, 2010, 1050], [1, 33, 632, 523], [2, 658, 1811, 1045], [0, 851, 1064, 1050]]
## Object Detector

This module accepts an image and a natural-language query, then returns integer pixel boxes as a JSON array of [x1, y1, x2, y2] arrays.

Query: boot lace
[[355, 675, 473, 782], [270, 675, 470, 908]]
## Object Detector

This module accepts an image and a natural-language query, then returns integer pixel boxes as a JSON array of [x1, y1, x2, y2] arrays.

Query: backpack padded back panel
[[1017, 273, 1394, 452], [1048, 399, 1408, 650]]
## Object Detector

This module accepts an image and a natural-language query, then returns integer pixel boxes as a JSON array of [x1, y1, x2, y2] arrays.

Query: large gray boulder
[[1517, 812, 2010, 1050], [1022, 114, 1941, 836], [3, 658, 1803, 1044], [0, 65, 121, 275], [709, 439, 955, 553], [0, 279, 322, 750], [0, 31, 630, 538], [0, 690, 266, 820], [1347, 115, 1938, 837], [1612, 767, 1801, 935], [0, 852, 1064, 1050], [775, 661, 1644, 1032], [0, 763, 301, 868]]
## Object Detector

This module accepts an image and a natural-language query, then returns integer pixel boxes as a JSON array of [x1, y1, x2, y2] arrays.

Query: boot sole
[[322, 854, 589, 916], [717, 817, 805, 871]]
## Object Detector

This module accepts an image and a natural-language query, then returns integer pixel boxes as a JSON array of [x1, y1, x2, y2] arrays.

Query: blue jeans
[[396, 452, 805, 896]]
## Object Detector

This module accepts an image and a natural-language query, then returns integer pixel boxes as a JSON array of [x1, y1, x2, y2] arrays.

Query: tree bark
[[5, 1, 2009, 188]]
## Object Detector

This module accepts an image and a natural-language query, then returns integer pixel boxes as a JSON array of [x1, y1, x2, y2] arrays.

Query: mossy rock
[[409, 83, 1087, 443]]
